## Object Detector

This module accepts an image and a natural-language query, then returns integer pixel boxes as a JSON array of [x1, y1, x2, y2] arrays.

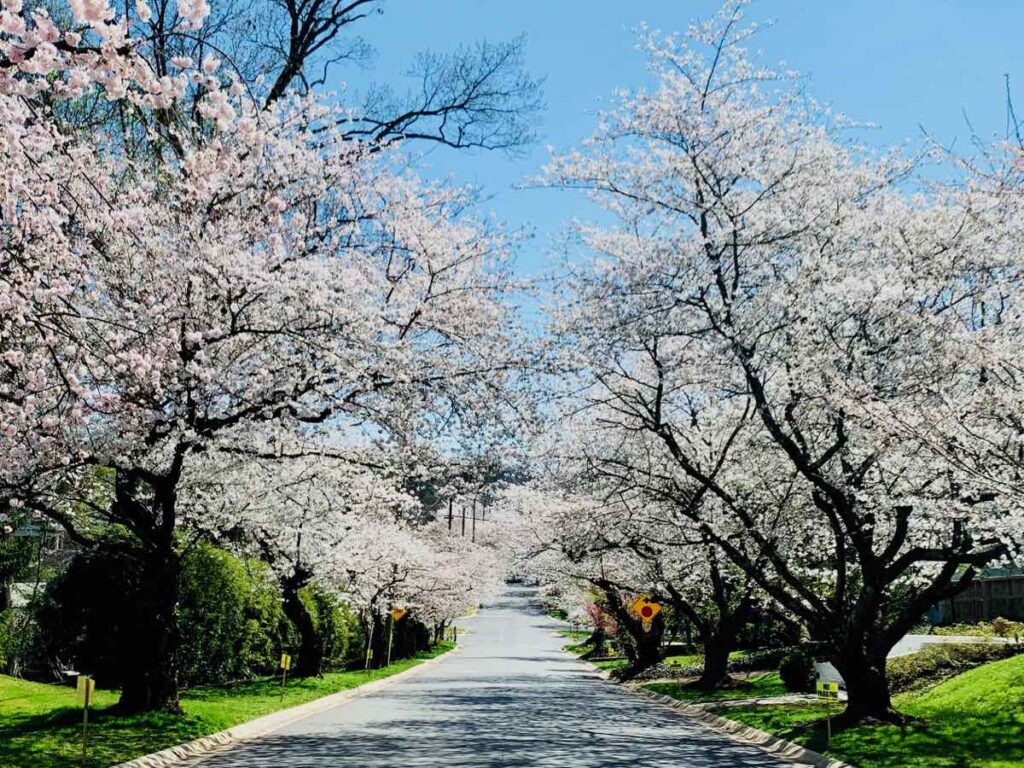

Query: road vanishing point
[[192, 587, 806, 767]]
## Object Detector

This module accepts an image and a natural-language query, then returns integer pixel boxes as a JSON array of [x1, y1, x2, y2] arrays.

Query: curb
[[629, 686, 856, 768], [551, 631, 854, 768], [111, 647, 459, 768]]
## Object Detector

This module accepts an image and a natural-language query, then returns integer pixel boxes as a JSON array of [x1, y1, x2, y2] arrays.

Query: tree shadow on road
[[195, 671, 793, 767]]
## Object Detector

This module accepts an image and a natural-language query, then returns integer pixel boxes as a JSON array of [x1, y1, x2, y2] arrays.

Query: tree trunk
[[580, 626, 607, 660], [282, 580, 324, 678], [697, 629, 733, 690], [622, 614, 664, 677], [594, 582, 664, 679], [612, 609, 664, 679], [367, 613, 388, 668], [664, 581, 750, 691], [392, 618, 409, 660], [118, 543, 181, 713], [832, 645, 901, 725]]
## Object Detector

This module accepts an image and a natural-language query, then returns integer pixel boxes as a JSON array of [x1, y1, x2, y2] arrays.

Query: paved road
[[194, 587, 803, 767]]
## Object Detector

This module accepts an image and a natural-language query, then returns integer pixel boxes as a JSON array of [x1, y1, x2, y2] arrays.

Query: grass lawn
[[716, 653, 1024, 768], [663, 650, 749, 669], [0, 643, 453, 768], [592, 657, 629, 672], [645, 672, 787, 703], [557, 628, 591, 643], [664, 653, 701, 667], [559, 631, 624, 665], [564, 644, 751, 677]]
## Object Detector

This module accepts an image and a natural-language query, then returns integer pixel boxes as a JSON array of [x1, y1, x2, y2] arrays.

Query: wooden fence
[[931, 574, 1024, 624]]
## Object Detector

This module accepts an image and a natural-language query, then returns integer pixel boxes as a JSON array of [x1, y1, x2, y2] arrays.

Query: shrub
[[630, 662, 680, 681], [299, 584, 359, 670], [177, 543, 287, 685], [177, 544, 249, 686], [931, 619, 1024, 639], [779, 649, 815, 692], [731, 646, 796, 673], [0, 608, 18, 671], [656, 646, 802, 679], [30, 533, 141, 686], [991, 617, 1023, 641], [887, 642, 1024, 695], [933, 621, 996, 637], [1, 600, 37, 676], [31, 535, 288, 687], [237, 561, 292, 675]]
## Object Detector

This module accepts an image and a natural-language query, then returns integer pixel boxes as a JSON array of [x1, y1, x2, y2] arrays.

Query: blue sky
[[334, 1, 1024, 276]]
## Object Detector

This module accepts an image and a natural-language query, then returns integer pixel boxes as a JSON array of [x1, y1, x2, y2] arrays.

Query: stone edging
[[628, 686, 856, 768], [110, 647, 459, 768]]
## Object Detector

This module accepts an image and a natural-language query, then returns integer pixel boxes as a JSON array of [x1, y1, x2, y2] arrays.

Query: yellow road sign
[[816, 680, 840, 699], [391, 607, 407, 622], [629, 596, 662, 622], [280, 653, 291, 671]]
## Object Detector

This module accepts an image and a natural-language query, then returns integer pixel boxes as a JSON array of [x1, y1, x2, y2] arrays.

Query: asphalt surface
[[194, 586, 803, 767]]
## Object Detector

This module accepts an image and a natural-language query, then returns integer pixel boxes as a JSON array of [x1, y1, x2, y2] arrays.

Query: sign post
[[387, 606, 407, 666], [77, 674, 95, 767], [815, 679, 840, 746], [365, 620, 374, 670], [279, 653, 291, 700]]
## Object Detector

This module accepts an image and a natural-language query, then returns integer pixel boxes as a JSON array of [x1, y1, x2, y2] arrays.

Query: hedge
[[888, 641, 1024, 695]]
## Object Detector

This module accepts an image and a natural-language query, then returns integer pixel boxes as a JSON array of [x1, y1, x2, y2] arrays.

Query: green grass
[[592, 657, 629, 672], [559, 630, 623, 661], [645, 672, 787, 703], [564, 643, 754, 679], [716, 653, 1024, 768], [0, 643, 453, 768], [557, 628, 590, 643], [568, 647, 751, 677], [663, 650, 749, 669], [664, 653, 701, 667]]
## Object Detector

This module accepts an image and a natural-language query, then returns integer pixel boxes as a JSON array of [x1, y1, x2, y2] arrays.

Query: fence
[[930, 574, 1024, 624]]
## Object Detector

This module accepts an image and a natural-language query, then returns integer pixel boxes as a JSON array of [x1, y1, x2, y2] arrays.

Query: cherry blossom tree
[[500, 484, 668, 678], [182, 450, 416, 676], [183, 439, 505, 674], [895, 145, 1024, 521], [503, 475, 756, 687], [2, 0, 524, 710], [334, 513, 500, 663], [546, 0, 1024, 723], [643, 526, 755, 690], [47, 0, 542, 151]]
